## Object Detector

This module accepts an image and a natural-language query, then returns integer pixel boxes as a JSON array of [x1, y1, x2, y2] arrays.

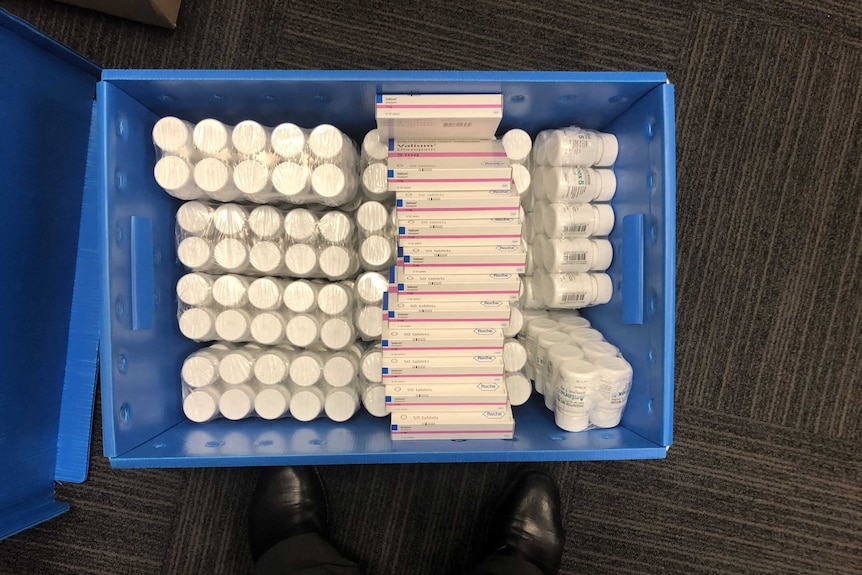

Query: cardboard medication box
[[0, 8, 676, 539]]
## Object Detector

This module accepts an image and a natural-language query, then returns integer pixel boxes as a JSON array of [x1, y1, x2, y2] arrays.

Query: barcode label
[[442, 122, 472, 127], [560, 292, 587, 303], [562, 223, 589, 234], [563, 251, 588, 262]]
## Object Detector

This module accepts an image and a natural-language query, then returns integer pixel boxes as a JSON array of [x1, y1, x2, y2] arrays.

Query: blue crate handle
[[622, 214, 645, 324]]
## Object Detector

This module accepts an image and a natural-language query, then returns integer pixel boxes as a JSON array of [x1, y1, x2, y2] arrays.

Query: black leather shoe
[[248, 466, 328, 562], [487, 470, 564, 575]]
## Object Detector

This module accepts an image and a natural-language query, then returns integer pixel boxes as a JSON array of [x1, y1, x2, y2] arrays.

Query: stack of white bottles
[[514, 308, 633, 432], [175, 201, 361, 280], [181, 341, 388, 423], [521, 127, 618, 310], [153, 118, 361, 208]]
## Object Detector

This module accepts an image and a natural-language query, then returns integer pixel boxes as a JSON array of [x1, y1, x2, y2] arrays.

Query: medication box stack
[[377, 94, 520, 440]]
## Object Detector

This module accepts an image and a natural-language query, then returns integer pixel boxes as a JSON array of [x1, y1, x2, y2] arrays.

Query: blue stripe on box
[[399, 226, 405, 234], [388, 138, 395, 151], [403, 255, 410, 263], [396, 199, 403, 207], [382, 367, 389, 374], [389, 266, 395, 282], [376, 94, 383, 103], [382, 292, 389, 310], [398, 283, 404, 290], [385, 396, 392, 402], [397, 246, 403, 257], [388, 169, 394, 178], [382, 340, 388, 347], [391, 424, 398, 431], [388, 311, 395, 318]]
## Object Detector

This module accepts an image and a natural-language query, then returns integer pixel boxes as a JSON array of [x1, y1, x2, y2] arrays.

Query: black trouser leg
[[253, 532, 361, 575], [463, 550, 546, 575]]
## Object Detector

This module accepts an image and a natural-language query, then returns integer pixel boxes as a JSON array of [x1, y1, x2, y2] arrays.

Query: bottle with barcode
[[544, 203, 615, 238], [532, 128, 618, 168], [537, 237, 612, 273], [542, 272, 613, 309], [537, 166, 616, 203]]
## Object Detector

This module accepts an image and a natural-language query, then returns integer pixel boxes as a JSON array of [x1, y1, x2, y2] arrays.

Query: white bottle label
[[561, 168, 592, 201], [557, 375, 593, 411]]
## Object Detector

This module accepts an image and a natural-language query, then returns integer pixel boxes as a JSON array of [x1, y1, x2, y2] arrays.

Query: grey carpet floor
[[0, 1, 860, 574]]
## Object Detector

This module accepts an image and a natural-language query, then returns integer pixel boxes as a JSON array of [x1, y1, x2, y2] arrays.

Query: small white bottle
[[284, 244, 318, 277], [289, 384, 325, 422], [519, 276, 544, 310], [231, 120, 269, 158], [218, 348, 255, 385], [219, 385, 256, 421], [502, 339, 528, 372], [176, 201, 214, 236], [212, 274, 250, 308], [581, 341, 620, 361], [194, 158, 242, 202], [324, 385, 360, 422], [271, 123, 307, 161], [283, 280, 318, 314], [355, 306, 383, 340], [153, 116, 196, 158], [502, 306, 524, 338], [176, 272, 214, 307], [544, 203, 615, 239], [511, 164, 532, 197], [505, 371, 532, 407], [234, 159, 274, 203], [248, 277, 286, 311], [178, 307, 217, 341], [359, 236, 394, 270], [250, 311, 287, 345], [361, 379, 389, 417], [591, 356, 632, 413], [285, 313, 319, 347], [181, 348, 222, 389], [320, 317, 356, 350], [318, 245, 355, 280], [354, 271, 387, 306], [154, 156, 203, 200], [356, 201, 389, 236], [542, 273, 613, 309], [249, 241, 285, 275], [212, 204, 248, 237], [360, 347, 382, 384], [254, 385, 292, 420], [289, 351, 323, 387], [318, 211, 355, 245], [213, 238, 249, 273], [536, 128, 618, 167], [193, 119, 232, 159], [323, 352, 359, 387], [524, 318, 559, 380], [544, 343, 584, 411], [272, 162, 312, 202], [183, 387, 221, 423], [534, 330, 570, 394], [247, 205, 283, 240], [555, 314, 591, 329], [541, 238, 613, 273], [501, 128, 532, 164], [253, 349, 291, 385], [361, 129, 388, 165], [542, 166, 617, 203], [317, 283, 353, 316], [555, 359, 597, 432], [215, 309, 253, 342], [566, 327, 606, 344], [312, 164, 354, 206], [361, 163, 392, 202], [307, 124, 354, 166], [284, 209, 319, 243]]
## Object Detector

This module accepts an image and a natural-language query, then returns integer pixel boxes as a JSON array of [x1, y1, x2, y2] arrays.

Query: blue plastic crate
[[0, 8, 675, 539]]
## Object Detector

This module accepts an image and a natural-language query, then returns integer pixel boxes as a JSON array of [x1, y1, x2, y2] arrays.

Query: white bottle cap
[[218, 350, 253, 384], [503, 339, 528, 371], [317, 283, 351, 315], [181, 354, 219, 388], [283, 280, 318, 313], [285, 314, 319, 347], [250, 312, 286, 345], [248, 277, 284, 311], [594, 169, 617, 202], [593, 273, 613, 305], [318, 211, 354, 244], [212, 204, 247, 236], [505, 372, 532, 406], [249, 241, 284, 274], [556, 315, 591, 329], [193, 119, 229, 155], [526, 317, 559, 338], [247, 206, 282, 240], [360, 236, 393, 269], [555, 409, 590, 432], [179, 307, 216, 340], [593, 356, 633, 378], [212, 274, 248, 307], [361, 349, 382, 383], [521, 309, 549, 327], [289, 353, 322, 386], [361, 163, 390, 201], [215, 309, 252, 342], [308, 124, 345, 161], [284, 209, 319, 242], [254, 351, 290, 385], [547, 344, 584, 375], [502, 306, 523, 337], [362, 129, 388, 162], [272, 162, 312, 200], [502, 128, 532, 163], [593, 204, 615, 236], [176, 273, 213, 306], [511, 163, 531, 196], [290, 387, 324, 421], [153, 116, 191, 154], [255, 387, 291, 420], [325, 387, 359, 422], [324, 354, 357, 387], [177, 236, 212, 270], [356, 201, 389, 235], [319, 245, 352, 279], [596, 133, 619, 167], [219, 386, 254, 421], [176, 201, 213, 236], [194, 158, 239, 201], [213, 238, 249, 272], [356, 306, 383, 339], [581, 341, 620, 360], [312, 164, 350, 202], [284, 244, 318, 276], [587, 239, 612, 271], [183, 388, 220, 423], [362, 385, 389, 417], [154, 156, 200, 199], [589, 407, 623, 428], [568, 327, 605, 343], [538, 329, 570, 352], [320, 317, 355, 350], [354, 272, 387, 305], [271, 123, 306, 160], [231, 120, 268, 156]]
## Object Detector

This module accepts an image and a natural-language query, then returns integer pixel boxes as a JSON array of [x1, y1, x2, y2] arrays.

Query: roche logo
[[474, 328, 496, 335], [496, 245, 517, 251], [474, 356, 496, 362], [480, 301, 502, 307], [477, 383, 500, 391], [483, 411, 505, 418], [489, 273, 512, 279]]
